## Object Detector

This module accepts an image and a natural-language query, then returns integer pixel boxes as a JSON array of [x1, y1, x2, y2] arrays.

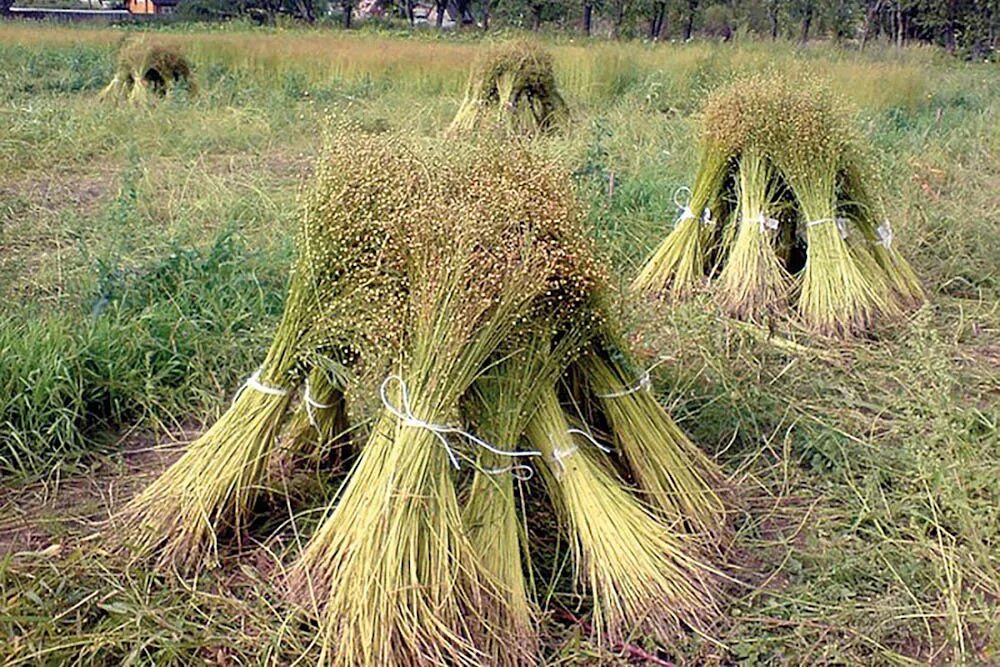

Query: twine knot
[[597, 357, 671, 399], [380, 375, 540, 473], [875, 221, 893, 249], [806, 216, 850, 239], [232, 368, 290, 405]]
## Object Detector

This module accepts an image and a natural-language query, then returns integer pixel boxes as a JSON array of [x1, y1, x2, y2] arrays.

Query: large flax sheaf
[[449, 40, 570, 136], [632, 74, 924, 337], [119, 129, 728, 666], [99, 38, 195, 105]]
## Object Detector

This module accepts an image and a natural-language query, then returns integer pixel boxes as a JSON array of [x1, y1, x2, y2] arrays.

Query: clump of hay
[[99, 38, 195, 105], [449, 40, 569, 136], [632, 74, 924, 337], [118, 128, 729, 666]]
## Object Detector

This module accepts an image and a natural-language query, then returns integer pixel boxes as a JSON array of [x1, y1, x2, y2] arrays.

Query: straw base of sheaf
[[113, 389, 293, 574]]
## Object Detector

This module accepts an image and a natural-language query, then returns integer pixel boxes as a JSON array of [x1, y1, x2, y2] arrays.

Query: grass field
[[1, 22, 998, 665]]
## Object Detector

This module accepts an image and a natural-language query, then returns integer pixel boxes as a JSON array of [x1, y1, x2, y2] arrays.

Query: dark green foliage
[[0, 232, 286, 477]]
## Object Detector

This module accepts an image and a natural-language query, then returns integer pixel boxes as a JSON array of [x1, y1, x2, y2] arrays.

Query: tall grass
[[0, 231, 286, 477]]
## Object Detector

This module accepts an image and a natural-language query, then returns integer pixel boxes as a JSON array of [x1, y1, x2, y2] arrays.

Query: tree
[[341, 0, 353, 27], [480, 0, 495, 30], [649, 0, 669, 39], [0, 0, 12, 15], [583, 1, 595, 35], [861, 0, 885, 48], [790, 0, 814, 42], [768, 0, 782, 38], [294, 0, 315, 22], [683, 0, 698, 39], [531, 1, 543, 29], [611, 0, 629, 37]]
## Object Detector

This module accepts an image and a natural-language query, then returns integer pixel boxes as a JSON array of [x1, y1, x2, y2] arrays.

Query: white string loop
[[806, 217, 850, 239], [483, 465, 535, 481], [596, 357, 669, 399], [232, 368, 290, 405], [672, 186, 713, 227], [673, 186, 695, 224], [303, 378, 334, 432], [673, 186, 692, 211], [379, 375, 540, 472], [566, 428, 613, 454]]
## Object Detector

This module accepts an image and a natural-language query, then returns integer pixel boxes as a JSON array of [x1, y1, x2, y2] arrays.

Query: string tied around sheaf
[[806, 216, 851, 240], [380, 374, 539, 477], [753, 212, 780, 234], [303, 377, 335, 432], [673, 186, 695, 224], [674, 186, 713, 227], [596, 357, 670, 399], [550, 428, 613, 478], [232, 368, 291, 405], [875, 221, 893, 249]]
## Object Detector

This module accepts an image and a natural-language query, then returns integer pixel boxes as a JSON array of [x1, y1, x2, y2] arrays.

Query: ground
[[0, 23, 998, 666]]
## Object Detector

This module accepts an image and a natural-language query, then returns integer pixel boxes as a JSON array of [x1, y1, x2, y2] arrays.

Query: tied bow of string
[[380, 374, 539, 477], [550, 428, 613, 478]]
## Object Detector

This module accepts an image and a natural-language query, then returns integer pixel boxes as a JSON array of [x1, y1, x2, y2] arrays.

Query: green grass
[[0, 22, 998, 666]]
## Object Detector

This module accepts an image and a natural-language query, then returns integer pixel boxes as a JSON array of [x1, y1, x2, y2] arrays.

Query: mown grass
[[0, 22, 997, 665]]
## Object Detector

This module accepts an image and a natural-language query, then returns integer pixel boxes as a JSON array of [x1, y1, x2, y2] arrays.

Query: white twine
[[303, 378, 334, 432], [232, 368, 290, 405], [754, 212, 780, 234], [806, 217, 850, 240], [673, 185, 713, 227], [482, 464, 534, 481], [875, 221, 893, 249], [673, 186, 695, 224], [379, 375, 540, 472], [549, 443, 579, 478], [597, 370, 651, 398], [566, 428, 613, 454], [596, 357, 669, 399]]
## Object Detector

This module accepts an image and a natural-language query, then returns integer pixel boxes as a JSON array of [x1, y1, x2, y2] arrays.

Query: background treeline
[[168, 0, 999, 59]]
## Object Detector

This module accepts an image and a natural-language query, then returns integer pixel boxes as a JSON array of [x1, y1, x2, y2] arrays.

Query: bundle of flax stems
[[99, 37, 195, 105], [632, 74, 924, 336], [449, 39, 570, 136], [121, 130, 728, 666]]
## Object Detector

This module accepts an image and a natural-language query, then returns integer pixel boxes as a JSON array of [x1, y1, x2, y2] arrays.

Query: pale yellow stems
[[527, 384, 719, 645], [448, 40, 568, 137], [581, 352, 727, 536], [799, 208, 891, 336], [856, 218, 926, 307], [631, 215, 712, 299], [281, 366, 350, 463], [462, 453, 537, 667], [118, 369, 296, 573], [288, 388, 501, 667], [118, 274, 315, 573], [715, 152, 793, 320], [631, 151, 729, 299]]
